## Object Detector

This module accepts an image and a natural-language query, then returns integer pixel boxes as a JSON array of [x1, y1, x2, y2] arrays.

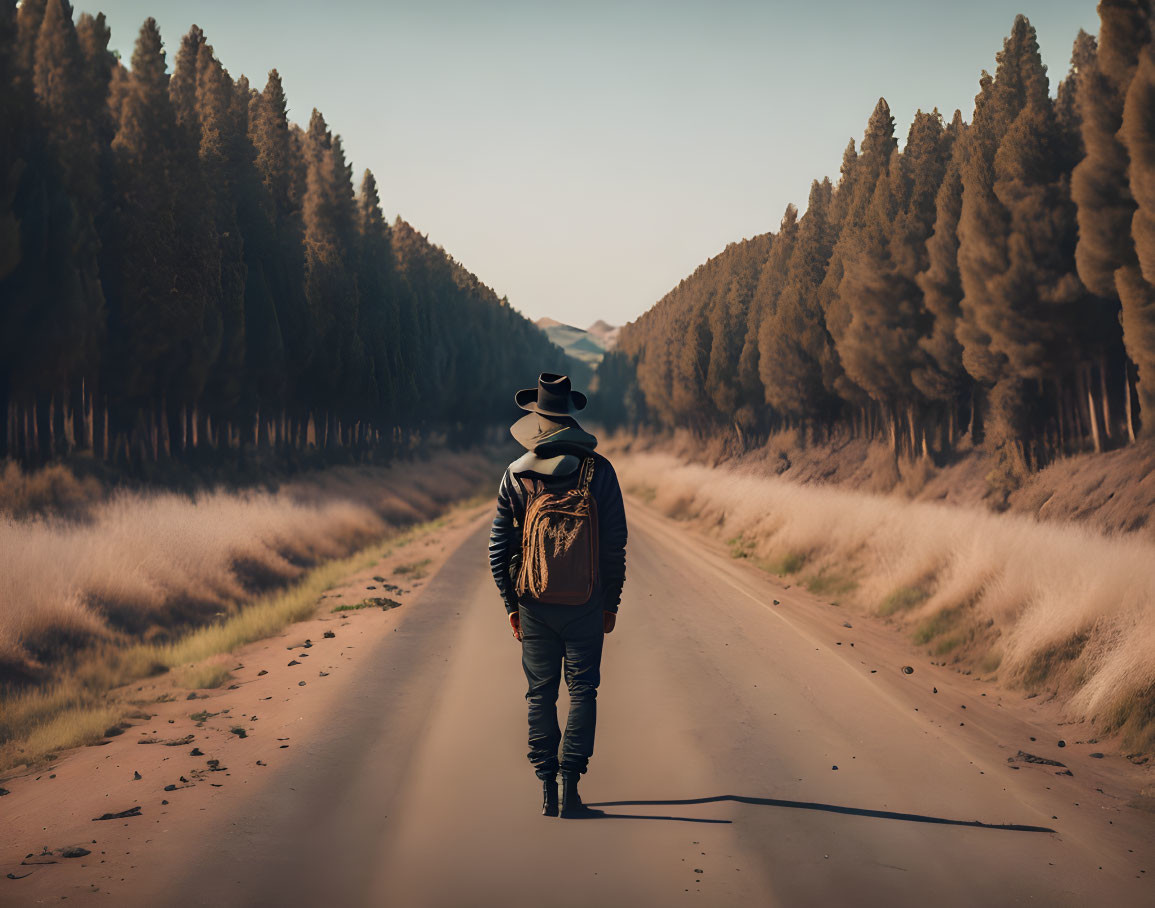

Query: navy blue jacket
[[488, 449, 628, 614]]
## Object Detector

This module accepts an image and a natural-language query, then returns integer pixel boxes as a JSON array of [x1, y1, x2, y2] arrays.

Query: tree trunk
[[22, 400, 32, 463], [93, 395, 106, 461], [1124, 365, 1137, 443], [968, 387, 979, 441], [0, 373, 8, 462], [71, 382, 88, 451], [52, 394, 66, 456], [1098, 356, 1113, 442], [34, 393, 50, 464], [150, 402, 160, 462], [1082, 368, 1102, 454], [1071, 381, 1085, 448]]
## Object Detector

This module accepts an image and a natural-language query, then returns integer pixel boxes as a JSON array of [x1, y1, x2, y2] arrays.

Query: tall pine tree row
[[601, 7, 1155, 488], [1, 9, 570, 470]]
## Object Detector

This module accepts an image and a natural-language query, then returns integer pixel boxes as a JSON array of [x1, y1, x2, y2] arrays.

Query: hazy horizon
[[84, 0, 1096, 328]]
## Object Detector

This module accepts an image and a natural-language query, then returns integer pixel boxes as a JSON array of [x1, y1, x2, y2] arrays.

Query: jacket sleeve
[[595, 459, 628, 613], [488, 468, 522, 614]]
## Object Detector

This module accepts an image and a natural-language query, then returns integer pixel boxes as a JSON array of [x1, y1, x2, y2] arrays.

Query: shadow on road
[[584, 795, 1056, 833], [563, 807, 731, 824]]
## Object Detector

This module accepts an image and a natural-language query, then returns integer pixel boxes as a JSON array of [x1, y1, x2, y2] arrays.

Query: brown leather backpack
[[515, 457, 599, 605]]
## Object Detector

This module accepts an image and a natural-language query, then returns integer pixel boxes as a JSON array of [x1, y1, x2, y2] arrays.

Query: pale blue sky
[[81, 0, 1098, 327]]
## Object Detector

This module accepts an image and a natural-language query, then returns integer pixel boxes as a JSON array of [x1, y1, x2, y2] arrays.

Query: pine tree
[[229, 74, 285, 444], [29, 0, 105, 451], [957, 15, 1095, 477], [821, 98, 898, 408], [13, 0, 46, 95], [1056, 30, 1098, 165], [0, 0, 24, 458], [913, 111, 971, 432], [1118, 43, 1155, 435], [737, 203, 797, 431], [356, 169, 399, 436], [104, 18, 221, 459], [705, 233, 773, 432], [301, 110, 360, 444], [1071, 0, 1150, 299], [250, 70, 310, 440], [0, 0, 20, 280], [956, 18, 1050, 458], [185, 35, 246, 427], [672, 259, 722, 430], [759, 179, 840, 426], [836, 110, 950, 454]]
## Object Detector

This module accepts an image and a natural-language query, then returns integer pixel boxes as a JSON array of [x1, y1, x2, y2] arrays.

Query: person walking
[[488, 373, 628, 818]]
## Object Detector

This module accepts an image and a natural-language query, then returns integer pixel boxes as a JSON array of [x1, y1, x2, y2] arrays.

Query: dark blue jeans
[[518, 598, 605, 780]]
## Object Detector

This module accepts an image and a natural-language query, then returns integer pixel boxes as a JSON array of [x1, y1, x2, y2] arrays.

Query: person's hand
[[509, 611, 522, 641], [603, 611, 616, 634]]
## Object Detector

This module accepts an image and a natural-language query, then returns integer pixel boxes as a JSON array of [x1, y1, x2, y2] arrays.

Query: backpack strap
[[578, 456, 595, 493]]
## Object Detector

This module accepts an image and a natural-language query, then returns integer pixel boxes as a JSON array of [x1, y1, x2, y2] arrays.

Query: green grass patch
[[932, 632, 968, 656], [977, 650, 1003, 675], [879, 585, 929, 616], [912, 605, 966, 646], [189, 710, 221, 724], [1019, 632, 1089, 690], [802, 568, 857, 598], [726, 536, 808, 578], [393, 558, 431, 579], [1103, 682, 1155, 756], [727, 534, 755, 560], [763, 551, 807, 576]]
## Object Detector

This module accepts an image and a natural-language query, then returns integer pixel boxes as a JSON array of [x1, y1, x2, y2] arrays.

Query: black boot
[[541, 777, 559, 817], [560, 773, 601, 818]]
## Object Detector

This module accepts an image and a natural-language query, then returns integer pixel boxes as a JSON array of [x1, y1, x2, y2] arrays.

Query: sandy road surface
[[8, 500, 1155, 907]]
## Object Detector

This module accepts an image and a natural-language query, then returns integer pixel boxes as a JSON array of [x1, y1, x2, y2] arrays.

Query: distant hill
[[534, 318, 619, 365], [586, 319, 620, 350]]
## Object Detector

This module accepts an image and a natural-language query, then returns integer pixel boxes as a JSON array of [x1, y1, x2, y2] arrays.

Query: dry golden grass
[[0, 461, 105, 520], [0, 505, 467, 771], [615, 450, 1155, 752], [0, 451, 494, 684], [0, 451, 500, 770]]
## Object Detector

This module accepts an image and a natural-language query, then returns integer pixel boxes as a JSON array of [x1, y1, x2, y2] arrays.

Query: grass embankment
[[0, 451, 501, 772], [617, 450, 1155, 754], [0, 505, 482, 773]]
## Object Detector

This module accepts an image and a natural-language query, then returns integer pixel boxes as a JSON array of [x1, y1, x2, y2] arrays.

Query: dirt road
[[9, 501, 1155, 906]]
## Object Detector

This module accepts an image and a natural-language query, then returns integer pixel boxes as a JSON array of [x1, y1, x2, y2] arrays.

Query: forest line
[[597, 4, 1155, 493], [1, 0, 571, 472]]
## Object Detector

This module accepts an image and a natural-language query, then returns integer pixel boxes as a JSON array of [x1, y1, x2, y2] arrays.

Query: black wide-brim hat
[[514, 372, 587, 417]]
